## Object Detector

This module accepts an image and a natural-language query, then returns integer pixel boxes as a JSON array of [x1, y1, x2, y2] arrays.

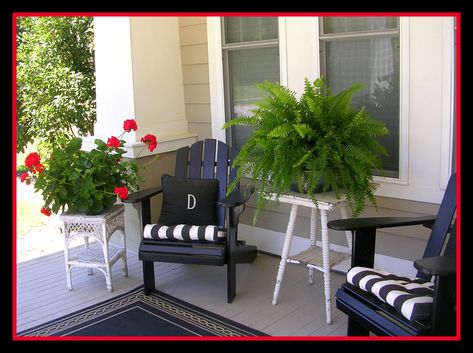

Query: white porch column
[[93, 17, 137, 145], [93, 16, 197, 252]]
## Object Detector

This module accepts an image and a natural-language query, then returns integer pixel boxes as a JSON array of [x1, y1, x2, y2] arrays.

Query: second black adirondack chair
[[327, 174, 457, 336], [123, 139, 257, 303]]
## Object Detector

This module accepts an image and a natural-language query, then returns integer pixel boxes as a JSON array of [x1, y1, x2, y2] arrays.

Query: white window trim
[[278, 17, 288, 87], [313, 17, 321, 79], [373, 17, 455, 202], [81, 133, 197, 158], [207, 16, 287, 142], [315, 17, 408, 190], [373, 17, 409, 188], [439, 17, 455, 189], [208, 16, 456, 204], [207, 17, 226, 142], [209, 16, 410, 190]]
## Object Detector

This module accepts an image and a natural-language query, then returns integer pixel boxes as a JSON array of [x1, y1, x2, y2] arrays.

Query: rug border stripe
[[17, 286, 268, 337]]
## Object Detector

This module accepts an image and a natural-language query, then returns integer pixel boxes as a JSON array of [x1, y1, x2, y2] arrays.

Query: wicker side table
[[59, 204, 128, 292]]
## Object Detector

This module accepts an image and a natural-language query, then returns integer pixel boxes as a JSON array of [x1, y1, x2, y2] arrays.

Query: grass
[[16, 195, 48, 238]]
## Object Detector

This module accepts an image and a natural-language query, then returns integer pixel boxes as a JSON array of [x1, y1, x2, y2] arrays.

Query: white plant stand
[[60, 204, 128, 292], [268, 191, 352, 325]]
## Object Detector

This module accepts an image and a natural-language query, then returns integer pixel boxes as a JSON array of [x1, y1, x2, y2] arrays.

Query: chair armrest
[[327, 215, 437, 231], [219, 186, 255, 208], [422, 219, 435, 230], [329, 215, 437, 269], [414, 256, 456, 276], [122, 186, 163, 204]]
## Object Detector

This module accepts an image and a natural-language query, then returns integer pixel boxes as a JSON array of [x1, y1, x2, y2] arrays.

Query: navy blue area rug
[[17, 286, 268, 337]]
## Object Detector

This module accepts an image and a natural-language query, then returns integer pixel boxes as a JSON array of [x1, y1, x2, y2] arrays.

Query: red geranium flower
[[34, 163, 44, 174], [114, 186, 129, 200], [25, 152, 41, 170], [20, 172, 29, 183], [22, 118, 159, 216], [123, 119, 138, 132], [141, 134, 158, 152], [106, 136, 121, 149], [40, 207, 52, 216]]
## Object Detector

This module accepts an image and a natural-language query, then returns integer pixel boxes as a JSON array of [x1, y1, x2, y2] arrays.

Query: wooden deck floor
[[16, 247, 347, 337]]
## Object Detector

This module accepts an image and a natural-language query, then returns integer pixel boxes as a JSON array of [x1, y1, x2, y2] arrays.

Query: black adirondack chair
[[123, 139, 257, 303], [327, 173, 457, 336]]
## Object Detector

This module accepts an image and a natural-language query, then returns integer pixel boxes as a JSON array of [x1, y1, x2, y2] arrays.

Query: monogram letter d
[[187, 194, 196, 209]]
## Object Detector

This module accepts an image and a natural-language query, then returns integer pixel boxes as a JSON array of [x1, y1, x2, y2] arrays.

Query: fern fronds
[[223, 76, 390, 223]]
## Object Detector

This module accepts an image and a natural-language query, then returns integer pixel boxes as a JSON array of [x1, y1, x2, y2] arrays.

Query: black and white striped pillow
[[347, 266, 435, 322], [144, 224, 226, 242]]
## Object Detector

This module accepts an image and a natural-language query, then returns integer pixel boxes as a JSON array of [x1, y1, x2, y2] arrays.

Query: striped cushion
[[143, 224, 226, 242], [347, 266, 435, 322]]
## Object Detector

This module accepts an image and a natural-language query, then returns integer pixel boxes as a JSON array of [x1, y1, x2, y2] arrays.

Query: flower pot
[[289, 177, 331, 194]]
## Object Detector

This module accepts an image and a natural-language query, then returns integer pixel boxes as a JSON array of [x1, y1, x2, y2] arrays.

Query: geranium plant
[[20, 119, 158, 216]]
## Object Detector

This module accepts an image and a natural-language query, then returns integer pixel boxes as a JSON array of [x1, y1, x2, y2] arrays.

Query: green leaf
[[293, 124, 315, 138], [267, 124, 292, 138], [95, 139, 106, 148], [65, 137, 82, 152], [221, 75, 389, 222], [16, 17, 96, 153]]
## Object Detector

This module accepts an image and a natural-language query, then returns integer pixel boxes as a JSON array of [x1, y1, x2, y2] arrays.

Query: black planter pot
[[289, 178, 331, 194]]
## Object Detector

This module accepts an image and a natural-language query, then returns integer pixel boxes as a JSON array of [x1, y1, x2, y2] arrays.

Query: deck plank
[[16, 250, 347, 336]]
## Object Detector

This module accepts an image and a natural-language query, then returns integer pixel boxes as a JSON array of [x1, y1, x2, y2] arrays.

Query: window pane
[[224, 17, 278, 44], [225, 17, 241, 43], [241, 17, 261, 42], [228, 47, 280, 149], [323, 17, 398, 34], [325, 37, 400, 177], [261, 17, 279, 40]]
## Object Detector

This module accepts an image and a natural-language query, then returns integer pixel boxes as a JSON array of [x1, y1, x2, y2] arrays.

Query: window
[[221, 17, 280, 150], [319, 17, 400, 178]]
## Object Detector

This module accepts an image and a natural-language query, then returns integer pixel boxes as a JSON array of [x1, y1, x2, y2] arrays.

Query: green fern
[[222, 77, 389, 221]]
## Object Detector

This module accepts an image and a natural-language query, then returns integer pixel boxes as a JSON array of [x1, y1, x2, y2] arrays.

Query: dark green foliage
[[223, 77, 389, 222], [16, 164, 29, 175], [16, 16, 96, 153], [33, 138, 140, 215]]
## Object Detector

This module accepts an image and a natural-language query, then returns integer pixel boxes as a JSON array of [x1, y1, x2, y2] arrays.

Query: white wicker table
[[59, 204, 128, 292], [268, 191, 352, 324]]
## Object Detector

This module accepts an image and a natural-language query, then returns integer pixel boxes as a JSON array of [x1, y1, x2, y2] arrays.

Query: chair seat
[[336, 283, 431, 336], [330, 174, 456, 336], [144, 223, 226, 242], [347, 266, 434, 322], [139, 238, 227, 265]]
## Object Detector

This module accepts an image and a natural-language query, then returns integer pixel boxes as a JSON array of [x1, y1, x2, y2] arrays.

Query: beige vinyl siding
[[179, 21, 208, 45], [182, 64, 210, 84], [183, 84, 211, 103], [178, 17, 212, 139], [186, 122, 212, 140], [180, 44, 209, 65], [179, 16, 208, 27], [185, 103, 212, 123]]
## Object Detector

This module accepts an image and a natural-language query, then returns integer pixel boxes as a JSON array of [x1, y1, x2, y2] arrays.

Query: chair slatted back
[[174, 139, 238, 228], [443, 221, 456, 258], [417, 173, 457, 279]]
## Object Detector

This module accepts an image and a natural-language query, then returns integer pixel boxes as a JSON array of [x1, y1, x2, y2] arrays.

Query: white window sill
[[82, 133, 197, 158]]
